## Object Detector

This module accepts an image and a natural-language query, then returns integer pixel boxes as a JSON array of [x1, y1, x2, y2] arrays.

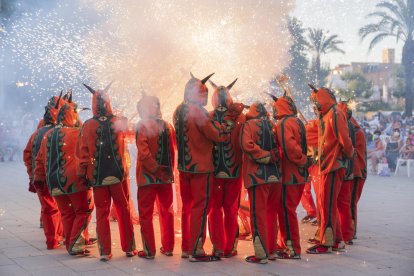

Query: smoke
[[1, 0, 294, 121]]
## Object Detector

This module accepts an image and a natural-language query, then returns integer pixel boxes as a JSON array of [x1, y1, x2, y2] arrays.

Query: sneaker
[[222, 251, 238, 258], [181, 251, 190, 259], [307, 238, 320, 245], [345, 240, 353, 245], [311, 220, 319, 226], [69, 249, 91, 256], [301, 215, 316, 224], [306, 244, 332, 254], [137, 250, 154, 259], [245, 255, 268, 264], [126, 250, 138, 257], [85, 238, 98, 246], [160, 247, 173, 256], [332, 241, 345, 252], [189, 254, 221, 262], [100, 254, 112, 262], [47, 243, 61, 250], [268, 253, 277, 261], [276, 252, 301, 260]]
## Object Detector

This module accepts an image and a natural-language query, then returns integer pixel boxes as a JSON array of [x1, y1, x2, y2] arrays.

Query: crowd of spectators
[[361, 112, 414, 175]]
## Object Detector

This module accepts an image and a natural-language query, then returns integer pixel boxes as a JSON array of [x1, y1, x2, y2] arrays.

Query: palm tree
[[306, 28, 345, 86], [359, 0, 414, 116]]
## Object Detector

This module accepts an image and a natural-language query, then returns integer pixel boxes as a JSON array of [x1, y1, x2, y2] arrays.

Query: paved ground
[[0, 162, 413, 275]]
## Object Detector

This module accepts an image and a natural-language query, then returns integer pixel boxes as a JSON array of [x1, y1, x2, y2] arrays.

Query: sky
[[293, 0, 403, 65]]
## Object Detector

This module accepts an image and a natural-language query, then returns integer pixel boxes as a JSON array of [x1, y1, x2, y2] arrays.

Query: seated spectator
[[385, 129, 403, 172], [367, 130, 385, 174], [400, 138, 414, 160]]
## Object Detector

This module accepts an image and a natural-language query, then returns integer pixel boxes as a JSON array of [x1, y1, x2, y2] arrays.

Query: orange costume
[[301, 120, 318, 222], [306, 86, 354, 254], [240, 102, 281, 264], [76, 84, 136, 260], [135, 95, 175, 258], [173, 72, 228, 261], [272, 95, 308, 259], [207, 79, 246, 257], [337, 101, 357, 243], [350, 117, 367, 239], [34, 98, 91, 255], [23, 93, 64, 249]]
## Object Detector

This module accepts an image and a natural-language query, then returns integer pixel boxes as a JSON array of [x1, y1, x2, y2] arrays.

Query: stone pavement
[[0, 162, 413, 275]]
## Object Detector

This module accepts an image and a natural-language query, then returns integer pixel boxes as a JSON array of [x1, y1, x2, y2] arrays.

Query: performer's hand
[[270, 148, 280, 163], [155, 165, 172, 183], [28, 179, 36, 193], [33, 180, 46, 191], [227, 102, 246, 119], [223, 119, 235, 133]]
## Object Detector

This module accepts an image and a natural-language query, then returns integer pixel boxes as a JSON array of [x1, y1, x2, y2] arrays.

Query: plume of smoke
[[1, 0, 294, 121]]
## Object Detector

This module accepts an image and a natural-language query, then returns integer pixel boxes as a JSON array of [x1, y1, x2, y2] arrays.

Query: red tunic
[[273, 97, 308, 185], [76, 90, 129, 186], [136, 118, 176, 186], [311, 89, 354, 175], [240, 102, 281, 189]]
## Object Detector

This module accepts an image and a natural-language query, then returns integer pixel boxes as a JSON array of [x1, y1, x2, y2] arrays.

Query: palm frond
[[368, 32, 394, 51], [377, 1, 405, 23]]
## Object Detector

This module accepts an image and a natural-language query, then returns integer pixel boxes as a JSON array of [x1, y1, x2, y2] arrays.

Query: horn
[[227, 78, 238, 90], [283, 91, 287, 97], [201, 73, 215, 84], [264, 92, 278, 102], [190, 72, 195, 79], [243, 104, 250, 109], [79, 107, 91, 111], [55, 90, 63, 109], [339, 97, 343, 102], [68, 90, 73, 103], [63, 91, 70, 100], [208, 80, 218, 89], [308, 83, 318, 92], [104, 81, 113, 92], [83, 83, 95, 94]]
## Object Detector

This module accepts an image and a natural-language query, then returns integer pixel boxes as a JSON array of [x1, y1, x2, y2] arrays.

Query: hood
[[43, 92, 65, 125], [57, 102, 81, 127], [310, 86, 337, 115], [137, 94, 162, 119], [83, 83, 114, 117], [210, 78, 237, 109], [184, 72, 214, 106], [337, 100, 352, 119], [272, 95, 297, 120], [245, 102, 268, 120]]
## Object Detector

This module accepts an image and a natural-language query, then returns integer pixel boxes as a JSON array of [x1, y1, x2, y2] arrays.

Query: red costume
[[23, 94, 64, 249], [306, 86, 354, 254], [76, 84, 136, 260], [240, 102, 281, 264], [207, 79, 246, 257], [173, 72, 228, 261], [34, 98, 91, 255], [272, 95, 308, 259], [135, 95, 175, 258], [337, 101, 357, 243], [350, 117, 367, 239]]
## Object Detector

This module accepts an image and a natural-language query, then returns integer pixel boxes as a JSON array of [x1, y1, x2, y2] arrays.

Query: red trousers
[[317, 169, 345, 246], [278, 184, 305, 255], [338, 180, 353, 242], [179, 172, 212, 255], [300, 182, 316, 217], [248, 183, 280, 259], [83, 189, 94, 242], [351, 177, 365, 237], [208, 177, 242, 254], [55, 190, 91, 252], [93, 180, 136, 255], [137, 184, 174, 256], [36, 184, 63, 249]]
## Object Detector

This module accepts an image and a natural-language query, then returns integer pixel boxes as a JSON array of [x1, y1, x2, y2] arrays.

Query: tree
[[338, 72, 373, 99], [282, 17, 311, 94], [306, 28, 345, 86], [359, 0, 414, 116]]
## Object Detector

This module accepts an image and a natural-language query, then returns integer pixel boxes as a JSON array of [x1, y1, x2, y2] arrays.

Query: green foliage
[[340, 72, 373, 99]]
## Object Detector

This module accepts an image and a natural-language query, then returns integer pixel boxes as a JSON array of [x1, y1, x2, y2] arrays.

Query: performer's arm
[[33, 136, 47, 182], [23, 133, 35, 179], [334, 109, 354, 158], [240, 122, 271, 164], [76, 125, 90, 177], [278, 120, 306, 165]]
